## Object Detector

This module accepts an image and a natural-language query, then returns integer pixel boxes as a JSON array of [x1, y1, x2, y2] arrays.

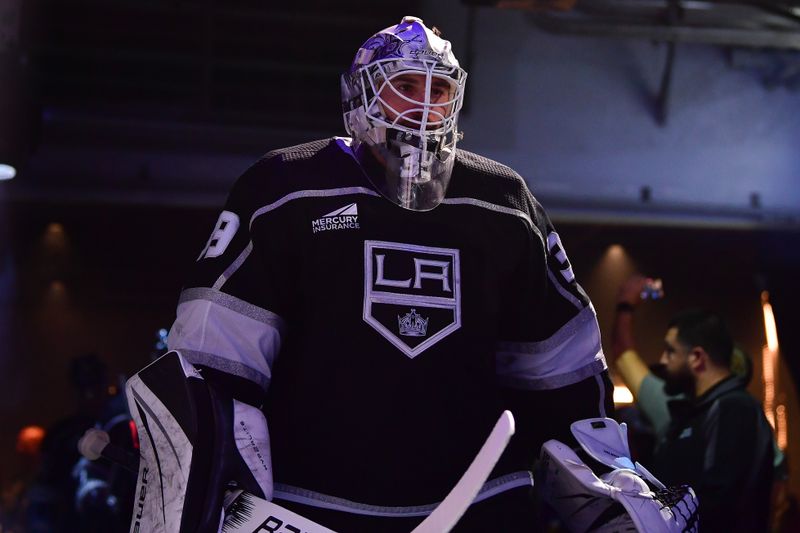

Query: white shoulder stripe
[[441, 197, 544, 248], [249, 187, 380, 230], [216, 187, 379, 290], [246, 187, 543, 249]]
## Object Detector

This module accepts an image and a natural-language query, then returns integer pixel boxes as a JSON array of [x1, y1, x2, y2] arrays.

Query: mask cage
[[349, 57, 466, 154]]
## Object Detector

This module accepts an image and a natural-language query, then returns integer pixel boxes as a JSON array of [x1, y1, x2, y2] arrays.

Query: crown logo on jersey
[[398, 309, 429, 337]]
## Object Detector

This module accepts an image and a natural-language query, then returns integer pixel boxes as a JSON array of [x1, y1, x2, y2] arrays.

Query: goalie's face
[[378, 73, 456, 130]]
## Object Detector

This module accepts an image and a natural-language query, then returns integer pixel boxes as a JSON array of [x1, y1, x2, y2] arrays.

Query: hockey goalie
[[112, 13, 700, 533]]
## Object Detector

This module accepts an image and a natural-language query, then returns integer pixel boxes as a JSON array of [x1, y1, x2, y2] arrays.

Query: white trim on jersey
[[213, 241, 253, 291], [594, 374, 608, 417], [546, 266, 584, 310], [440, 198, 543, 248], [249, 187, 381, 230], [334, 136, 546, 248], [167, 288, 285, 390], [495, 306, 607, 391], [271, 471, 533, 518]]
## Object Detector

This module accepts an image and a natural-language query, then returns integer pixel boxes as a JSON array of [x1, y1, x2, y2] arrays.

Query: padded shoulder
[[455, 149, 526, 184], [262, 138, 335, 164], [451, 148, 545, 225], [229, 138, 360, 214]]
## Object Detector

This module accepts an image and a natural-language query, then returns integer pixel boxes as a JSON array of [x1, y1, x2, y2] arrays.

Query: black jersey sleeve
[[166, 156, 291, 392], [495, 194, 607, 391], [495, 188, 613, 459]]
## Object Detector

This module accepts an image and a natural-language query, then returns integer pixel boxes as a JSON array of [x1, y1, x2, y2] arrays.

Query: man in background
[[611, 275, 775, 532]]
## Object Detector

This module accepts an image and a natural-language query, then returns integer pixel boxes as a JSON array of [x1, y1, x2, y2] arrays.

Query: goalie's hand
[[126, 351, 272, 533]]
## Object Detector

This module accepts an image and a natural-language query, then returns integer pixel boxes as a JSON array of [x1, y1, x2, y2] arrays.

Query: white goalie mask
[[341, 16, 467, 211]]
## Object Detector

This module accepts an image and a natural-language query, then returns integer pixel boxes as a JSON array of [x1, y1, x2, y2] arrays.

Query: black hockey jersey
[[167, 137, 610, 510]]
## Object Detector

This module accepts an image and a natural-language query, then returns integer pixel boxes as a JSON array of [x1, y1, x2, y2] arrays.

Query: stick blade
[[410, 410, 516, 533]]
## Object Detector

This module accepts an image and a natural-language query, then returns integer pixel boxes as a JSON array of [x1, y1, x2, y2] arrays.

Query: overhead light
[[606, 244, 625, 259], [0, 164, 16, 180]]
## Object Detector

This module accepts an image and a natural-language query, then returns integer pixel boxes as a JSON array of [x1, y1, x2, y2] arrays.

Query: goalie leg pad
[[232, 400, 273, 500], [126, 351, 273, 533], [127, 351, 206, 533]]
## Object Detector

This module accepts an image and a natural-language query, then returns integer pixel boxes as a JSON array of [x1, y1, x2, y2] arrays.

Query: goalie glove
[[538, 418, 698, 533], [126, 351, 272, 533]]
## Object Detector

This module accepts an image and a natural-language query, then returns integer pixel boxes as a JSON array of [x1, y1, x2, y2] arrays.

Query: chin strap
[[386, 128, 441, 153]]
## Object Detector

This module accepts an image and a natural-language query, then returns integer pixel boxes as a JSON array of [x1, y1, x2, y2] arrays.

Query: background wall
[[429, 1, 800, 223]]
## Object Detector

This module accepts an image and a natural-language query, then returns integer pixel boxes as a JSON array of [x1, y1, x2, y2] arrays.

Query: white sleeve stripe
[[495, 307, 607, 391], [497, 359, 606, 391], [179, 287, 285, 332], [546, 267, 583, 310], [168, 297, 282, 390], [497, 306, 596, 355], [212, 240, 254, 290], [179, 349, 271, 390], [594, 374, 608, 417]]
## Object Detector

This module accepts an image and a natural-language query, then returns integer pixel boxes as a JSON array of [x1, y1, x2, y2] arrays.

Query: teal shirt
[[637, 373, 683, 440]]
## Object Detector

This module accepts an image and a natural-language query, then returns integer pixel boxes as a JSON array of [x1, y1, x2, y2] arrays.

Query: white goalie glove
[[539, 418, 699, 533], [126, 351, 272, 533]]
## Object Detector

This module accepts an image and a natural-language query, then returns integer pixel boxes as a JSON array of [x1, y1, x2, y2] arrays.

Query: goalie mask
[[341, 16, 467, 211]]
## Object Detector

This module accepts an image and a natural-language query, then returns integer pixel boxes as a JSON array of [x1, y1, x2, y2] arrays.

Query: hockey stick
[[411, 409, 514, 533], [79, 410, 515, 533]]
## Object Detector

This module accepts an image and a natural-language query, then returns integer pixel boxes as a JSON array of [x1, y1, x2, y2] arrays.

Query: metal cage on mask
[[343, 54, 467, 211]]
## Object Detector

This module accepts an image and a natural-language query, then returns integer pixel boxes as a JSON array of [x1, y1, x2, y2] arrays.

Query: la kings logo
[[363, 241, 461, 358], [312, 203, 359, 233]]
